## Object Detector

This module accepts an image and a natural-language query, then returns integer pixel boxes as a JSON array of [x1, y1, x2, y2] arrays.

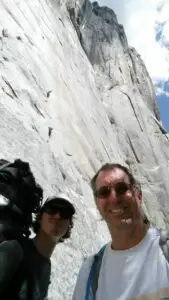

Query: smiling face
[[94, 168, 142, 230], [40, 211, 70, 239]]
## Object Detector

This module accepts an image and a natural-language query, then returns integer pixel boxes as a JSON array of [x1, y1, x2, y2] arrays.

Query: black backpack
[[0, 158, 43, 298], [85, 228, 169, 300], [0, 159, 42, 222]]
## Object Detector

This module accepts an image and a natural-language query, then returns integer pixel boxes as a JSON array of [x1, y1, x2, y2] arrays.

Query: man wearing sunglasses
[[73, 163, 169, 300], [19, 193, 75, 300]]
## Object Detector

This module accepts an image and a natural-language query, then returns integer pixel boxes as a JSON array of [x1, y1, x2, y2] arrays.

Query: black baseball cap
[[41, 193, 75, 219]]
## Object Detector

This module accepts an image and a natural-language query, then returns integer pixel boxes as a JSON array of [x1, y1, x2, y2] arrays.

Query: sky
[[98, 0, 169, 132]]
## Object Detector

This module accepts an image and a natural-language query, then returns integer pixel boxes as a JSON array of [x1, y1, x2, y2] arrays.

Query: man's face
[[94, 168, 142, 230], [40, 210, 70, 239]]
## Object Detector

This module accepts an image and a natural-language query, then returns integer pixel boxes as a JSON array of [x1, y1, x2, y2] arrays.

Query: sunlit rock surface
[[0, 0, 169, 298]]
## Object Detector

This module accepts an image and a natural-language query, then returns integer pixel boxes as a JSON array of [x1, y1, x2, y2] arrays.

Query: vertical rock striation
[[0, 0, 169, 298]]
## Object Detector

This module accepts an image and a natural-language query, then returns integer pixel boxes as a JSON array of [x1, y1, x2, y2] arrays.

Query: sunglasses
[[94, 182, 132, 199], [44, 206, 72, 219]]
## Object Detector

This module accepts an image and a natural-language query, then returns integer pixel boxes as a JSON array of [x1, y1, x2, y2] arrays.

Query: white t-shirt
[[72, 227, 169, 300]]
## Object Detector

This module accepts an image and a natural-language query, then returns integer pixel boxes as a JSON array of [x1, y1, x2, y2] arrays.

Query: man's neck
[[110, 221, 149, 250], [34, 231, 59, 258]]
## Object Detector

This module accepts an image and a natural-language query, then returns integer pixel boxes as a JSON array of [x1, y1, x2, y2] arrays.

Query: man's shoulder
[[78, 253, 96, 277], [81, 244, 108, 272], [21, 238, 48, 260], [73, 246, 108, 300], [83, 254, 95, 267]]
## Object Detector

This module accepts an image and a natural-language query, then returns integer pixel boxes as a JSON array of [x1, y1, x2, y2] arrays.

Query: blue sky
[[157, 94, 169, 131], [98, 0, 169, 132], [155, 24, 169, 132], [156, 79, 169, 131]]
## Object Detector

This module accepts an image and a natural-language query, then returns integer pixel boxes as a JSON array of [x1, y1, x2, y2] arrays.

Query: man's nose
[[106, 189, 121, 204]]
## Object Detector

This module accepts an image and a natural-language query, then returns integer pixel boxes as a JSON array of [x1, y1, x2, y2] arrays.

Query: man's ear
[[137, 190, 142, 205]]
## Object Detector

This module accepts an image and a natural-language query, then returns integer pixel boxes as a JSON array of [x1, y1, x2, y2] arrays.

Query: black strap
[[159, 228, 169, 263], [0, 162, 12, 171], [85, 245, 106, 300], [91, 246, 106, 298], [0, 240, 23, 293], [19, 239, 34, 300]]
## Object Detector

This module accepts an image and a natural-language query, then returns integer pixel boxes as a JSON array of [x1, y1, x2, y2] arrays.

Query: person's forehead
[[95, 168, 129, 188]]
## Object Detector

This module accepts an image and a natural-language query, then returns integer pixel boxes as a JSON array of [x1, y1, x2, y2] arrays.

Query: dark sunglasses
[[94, 182, 132, 199], [44, 206, 72, 219]]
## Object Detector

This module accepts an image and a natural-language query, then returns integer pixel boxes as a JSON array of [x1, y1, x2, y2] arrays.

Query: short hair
[[91, 163, 141, 193], [32, 212, 74, 243]]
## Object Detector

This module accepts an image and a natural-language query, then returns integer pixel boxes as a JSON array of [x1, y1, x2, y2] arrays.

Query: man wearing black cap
[[33, 192, 75, 255], [19, 193, 75, 300]]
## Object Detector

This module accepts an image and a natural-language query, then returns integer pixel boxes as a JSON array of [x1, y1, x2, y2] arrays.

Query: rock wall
[[0, 0, 169, 298]]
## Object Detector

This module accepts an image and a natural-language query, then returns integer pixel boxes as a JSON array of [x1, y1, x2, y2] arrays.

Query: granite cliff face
[[0, 0, 169, 298]]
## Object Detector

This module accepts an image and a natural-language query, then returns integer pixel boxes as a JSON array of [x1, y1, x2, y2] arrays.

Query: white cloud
[[156, 86, 169, 97], [97, 0, 169, 94]]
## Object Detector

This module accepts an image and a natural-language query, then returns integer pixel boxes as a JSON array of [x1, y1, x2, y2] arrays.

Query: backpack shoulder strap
[[0, 162, 11, 171], [158, 228, 169, 263], [0, 240, 23, 294], [85, 244, 107, 300]]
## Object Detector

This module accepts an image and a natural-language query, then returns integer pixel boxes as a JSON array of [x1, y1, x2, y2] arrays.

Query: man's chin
[[107, 217, 134, 229], [48, 234, 61, 243]]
